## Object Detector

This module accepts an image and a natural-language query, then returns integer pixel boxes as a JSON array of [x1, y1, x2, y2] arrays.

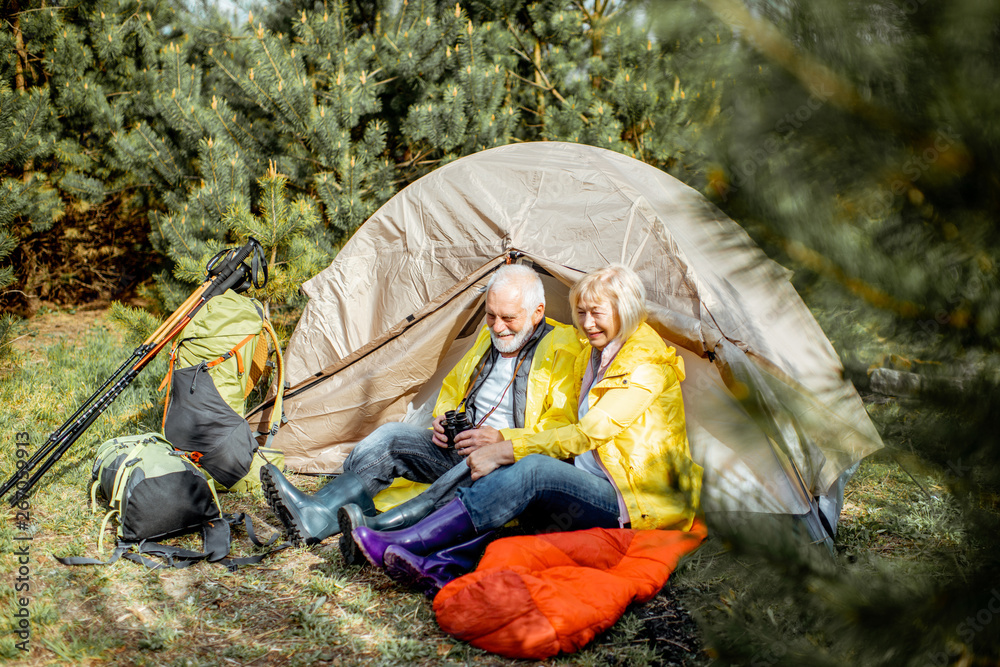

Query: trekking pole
[[1, 282, 214, 501], [1, 238, 266, 506]]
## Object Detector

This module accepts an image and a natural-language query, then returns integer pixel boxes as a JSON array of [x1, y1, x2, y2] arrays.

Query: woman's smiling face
[[576, 297, 619, 350]]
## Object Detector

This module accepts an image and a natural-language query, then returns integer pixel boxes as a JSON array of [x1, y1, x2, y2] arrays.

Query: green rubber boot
[[260, 464, 375, 545]]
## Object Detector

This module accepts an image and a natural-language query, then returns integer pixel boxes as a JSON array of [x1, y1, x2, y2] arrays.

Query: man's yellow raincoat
[[375, 318, 581, 510], [434, 318, 582, 439]]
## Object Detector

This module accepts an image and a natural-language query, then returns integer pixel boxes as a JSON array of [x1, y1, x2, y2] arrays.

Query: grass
[[0, 308, 985, 666]]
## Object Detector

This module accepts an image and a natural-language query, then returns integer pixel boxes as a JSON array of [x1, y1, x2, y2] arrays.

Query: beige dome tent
[[250, 141, 882, 543]]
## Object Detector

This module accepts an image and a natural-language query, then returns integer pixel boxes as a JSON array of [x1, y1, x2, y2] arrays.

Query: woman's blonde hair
[[570, 264, 647, 343]]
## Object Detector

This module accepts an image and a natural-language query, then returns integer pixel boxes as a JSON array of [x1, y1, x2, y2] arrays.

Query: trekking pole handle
[[204, 237, 266, 298], [207, 237, 260, 278]]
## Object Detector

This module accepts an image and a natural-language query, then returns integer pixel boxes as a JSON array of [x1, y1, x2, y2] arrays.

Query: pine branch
[[508, 63, 588, 125], [701, 0, 900, 130], [505, 28, 588, 125]]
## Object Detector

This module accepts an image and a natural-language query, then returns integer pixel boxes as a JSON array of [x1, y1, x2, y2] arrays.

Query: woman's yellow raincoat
[[510, 322, 702, 531]]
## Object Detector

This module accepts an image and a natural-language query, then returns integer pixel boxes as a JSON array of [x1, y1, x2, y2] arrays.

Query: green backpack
[[160, 289, 285, 491], [55, 432, 284, 569]]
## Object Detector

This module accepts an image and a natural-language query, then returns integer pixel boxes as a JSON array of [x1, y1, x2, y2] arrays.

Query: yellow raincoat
[[510, 322, 702, 531], [375, 318, 582, 510], [434, 318, 583, 439]]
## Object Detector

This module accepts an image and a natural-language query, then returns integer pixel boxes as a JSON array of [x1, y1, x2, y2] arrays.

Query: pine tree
[[223, 161, 327, 311], [465, 0, 728, 182], [0, 45, 59, 356], [659, 0, 1000, 664], [385, 0, 520, 179], [1, 0, 177, 311], [0, 80, 56, 293], [118, 0, 522, 309], [112, 5, 392, 309]]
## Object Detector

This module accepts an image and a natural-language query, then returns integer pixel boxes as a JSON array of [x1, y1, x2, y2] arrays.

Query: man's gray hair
[[486, 264, 546, 312]]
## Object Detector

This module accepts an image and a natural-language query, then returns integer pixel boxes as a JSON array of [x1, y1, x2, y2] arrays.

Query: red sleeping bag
[[433, 519, 707, 659]]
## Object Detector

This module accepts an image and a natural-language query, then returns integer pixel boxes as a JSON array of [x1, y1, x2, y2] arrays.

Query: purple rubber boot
[[383, 532, 495, 597], [352, 497, 477, 568]]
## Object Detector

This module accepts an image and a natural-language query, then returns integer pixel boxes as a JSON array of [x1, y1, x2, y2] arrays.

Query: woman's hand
[[466, 440, 515, 480]]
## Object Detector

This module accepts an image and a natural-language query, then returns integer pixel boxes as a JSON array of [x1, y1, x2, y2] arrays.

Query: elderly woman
[[347, 264, 702, 593]]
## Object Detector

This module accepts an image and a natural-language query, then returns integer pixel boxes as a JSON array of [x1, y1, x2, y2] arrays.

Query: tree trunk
[[12, 1, 27, 92], [533, 39, 545, 122]]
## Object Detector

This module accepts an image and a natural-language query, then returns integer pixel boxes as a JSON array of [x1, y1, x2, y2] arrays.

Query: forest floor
[[0, 307, 962, 666]]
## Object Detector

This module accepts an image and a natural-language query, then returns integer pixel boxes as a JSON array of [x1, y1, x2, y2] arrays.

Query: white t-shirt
[[471, 355, 517, 429]]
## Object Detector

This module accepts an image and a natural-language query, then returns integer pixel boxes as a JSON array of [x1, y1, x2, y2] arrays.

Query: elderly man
[[260, 264, 581, 547]]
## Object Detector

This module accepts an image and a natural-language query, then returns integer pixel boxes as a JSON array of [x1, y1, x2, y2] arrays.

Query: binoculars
[[443, 410, 473, 448]]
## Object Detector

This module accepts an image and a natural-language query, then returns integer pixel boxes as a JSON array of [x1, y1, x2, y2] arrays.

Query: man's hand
[[453, 425, 504, 456], [431, 415, 449, 449], [466, 441, 515, 480]]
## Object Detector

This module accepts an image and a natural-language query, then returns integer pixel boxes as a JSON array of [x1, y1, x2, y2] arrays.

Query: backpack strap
[[216, 513, 291, 571], [257, 319, 285, 447], [227, 512, 283, 548], [90, 479, 101, 513], [56, 515, 290, 570], [248, 331, 270, 397], [159, 341, 180, 430], [109, 449, 143, 512], [205, 333, 258, 374], [97, 509, 120, 554], [68, 521, 232, 570], [54, 543, 135, 567]]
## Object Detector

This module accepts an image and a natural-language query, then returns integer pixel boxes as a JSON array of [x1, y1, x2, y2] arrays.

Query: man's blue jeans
[[342, 422, 471, 508], [457, 454, 621, 533]]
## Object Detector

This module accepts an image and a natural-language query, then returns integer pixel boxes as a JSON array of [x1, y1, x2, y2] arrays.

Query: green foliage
[[107, 300, 161, 347], [113, 0, 733, 312], [0, 0, 182, 310], [5, 0, 734, 313], [113, 6, 386, 308], [387, 2, 520, 175], [0, 74, 49, 355], [463, 0, 728, 180], [691, 0, 1000, 343], [224, 163, 329, 307], [654, 0, 1000, 664], [0, 79, 59, 293]]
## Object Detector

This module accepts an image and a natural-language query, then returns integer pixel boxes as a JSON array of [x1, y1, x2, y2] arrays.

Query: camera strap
[[459, 354, 528, 428]]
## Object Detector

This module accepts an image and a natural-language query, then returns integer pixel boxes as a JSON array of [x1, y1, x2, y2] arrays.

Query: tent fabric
[[433, 521, 708, 660], [250, 141, 882, 538]]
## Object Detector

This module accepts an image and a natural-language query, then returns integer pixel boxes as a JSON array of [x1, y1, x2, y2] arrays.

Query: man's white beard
[[491, 322, 535, 355]]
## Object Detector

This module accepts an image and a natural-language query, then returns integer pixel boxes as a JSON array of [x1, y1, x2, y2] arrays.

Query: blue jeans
[[342, 422, 471, 508], [457, 454, 621, 533]]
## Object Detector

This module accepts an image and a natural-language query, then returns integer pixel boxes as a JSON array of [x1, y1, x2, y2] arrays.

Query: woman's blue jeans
[[457, 454, 622, 533]]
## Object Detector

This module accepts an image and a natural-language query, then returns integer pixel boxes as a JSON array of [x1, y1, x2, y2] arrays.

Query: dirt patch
[[633, 585, 706, 665], [10, 307, 118, 360]]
